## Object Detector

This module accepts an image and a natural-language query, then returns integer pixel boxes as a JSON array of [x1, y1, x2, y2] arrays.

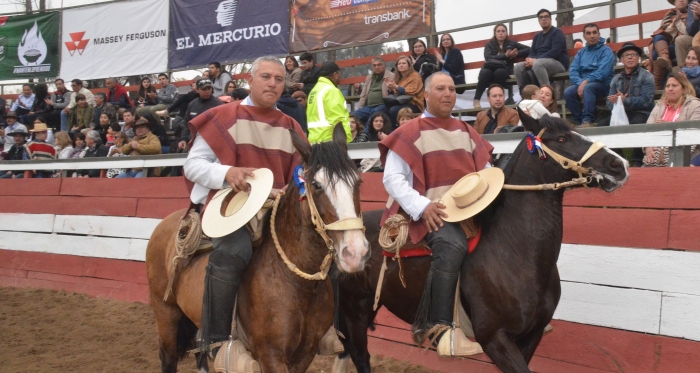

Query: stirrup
[[318, 327, 344, 356], [436, 324, 483, 357], [213, 339, 261, 373]]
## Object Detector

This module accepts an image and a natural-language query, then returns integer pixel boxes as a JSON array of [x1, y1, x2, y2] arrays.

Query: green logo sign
[[0, 12, 59, 80]]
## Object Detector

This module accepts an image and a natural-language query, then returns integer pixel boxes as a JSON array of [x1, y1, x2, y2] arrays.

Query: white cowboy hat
[[441, 167, 505, 223], [202, 168, 274, 238]]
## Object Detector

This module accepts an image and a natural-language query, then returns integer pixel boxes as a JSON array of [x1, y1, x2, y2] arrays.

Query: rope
[[163, 209, 203, 302], [502, 177, 591, 191], [270, 193, 333, 281], [378, 214, 410, 288]]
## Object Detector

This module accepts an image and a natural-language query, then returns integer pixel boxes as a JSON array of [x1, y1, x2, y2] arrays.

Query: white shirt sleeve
[[383, 150, 431, 221], [184, 134, 232, 191]]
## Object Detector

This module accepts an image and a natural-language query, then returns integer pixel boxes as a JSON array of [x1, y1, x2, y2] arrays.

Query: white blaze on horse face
[[572, 132, 630, 191], [314, 168, 369, 273]]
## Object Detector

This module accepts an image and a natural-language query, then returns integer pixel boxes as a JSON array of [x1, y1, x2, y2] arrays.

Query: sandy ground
[[0, 287, 438, 373]]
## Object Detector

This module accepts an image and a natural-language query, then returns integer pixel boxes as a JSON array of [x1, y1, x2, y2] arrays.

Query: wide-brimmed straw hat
[[441, 168, 505, 223], [30, 122, 49, 133], [202, 168, 274, 238]]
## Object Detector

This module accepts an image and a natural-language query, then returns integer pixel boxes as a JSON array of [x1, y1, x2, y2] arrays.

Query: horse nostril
[[610, 158, 623, 169], [341, 246, 352, 260]]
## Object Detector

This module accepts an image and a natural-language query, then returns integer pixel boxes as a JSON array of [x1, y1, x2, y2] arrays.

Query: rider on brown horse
[[183, 56, 307, 364], [378, 72, 493, 357]]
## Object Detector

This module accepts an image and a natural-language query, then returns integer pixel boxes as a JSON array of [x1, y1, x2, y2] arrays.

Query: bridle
[[271, 167, 365, 281], [502, 128, 607, 191]]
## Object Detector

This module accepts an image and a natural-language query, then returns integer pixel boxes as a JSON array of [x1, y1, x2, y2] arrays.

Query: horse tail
[[176, 315, 198, 360]]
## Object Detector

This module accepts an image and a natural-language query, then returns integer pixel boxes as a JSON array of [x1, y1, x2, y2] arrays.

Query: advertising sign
[[0, 12, 60, 80]]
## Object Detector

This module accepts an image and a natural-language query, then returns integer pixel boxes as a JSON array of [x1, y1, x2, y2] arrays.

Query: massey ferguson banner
[[290, 0, 432, 52], [60, 0, 169, 80], [169, 0, 289, 69], [0, 12, 60, 80]]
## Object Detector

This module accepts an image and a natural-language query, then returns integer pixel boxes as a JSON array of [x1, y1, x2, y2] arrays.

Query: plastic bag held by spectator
[[610, 96, 629, 126]]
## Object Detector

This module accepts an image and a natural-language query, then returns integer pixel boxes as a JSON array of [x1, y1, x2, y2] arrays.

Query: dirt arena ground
[[0, 287, 438, 373]]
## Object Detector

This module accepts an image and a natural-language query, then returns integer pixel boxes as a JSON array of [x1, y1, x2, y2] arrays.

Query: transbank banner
[[0, 12, 60, 80], [290, 0, 432, 52], [169, 0, 289, 69], [60, 0, 169, 80]]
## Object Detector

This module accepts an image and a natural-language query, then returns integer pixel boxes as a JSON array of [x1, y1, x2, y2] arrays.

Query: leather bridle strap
[[535, 128, 606, 179]]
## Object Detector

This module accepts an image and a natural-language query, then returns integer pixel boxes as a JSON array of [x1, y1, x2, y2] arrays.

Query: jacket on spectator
[[169, 90, 198, 119], [647, 94, 700, 123], [1, 123, 28, 152], [285, 67, 302, 91], [10, 94, 34, 113], [276, 93, 308, 135], [157, 84, 179, 106], [300, 65, 321, 94], [484, 39, 530, 73], [150, 122, 170, 149], [441, 48, 466, 82], [390, 70, 425, 112], [50, 89, 72, 110], [306, 77, 352, 144], [358, 69, 394, 109], [606, 66, 656, 115], [4, 142, 27, 176], [412, 52, 438, 74], [78, 143, 109, 178], [137, 86, 158, 106], [211, 71, 232, 97], [181, 95, 223, 144], [569, 39, 615, 86], [66, 87, 95, 109], [653, 8, 688, 43], [107, 83, 132, 109], [69, 105, 94, 130], [91, 103, 118, 129], [29, 96, 52, 117], [687, 3, 700, 36], [121, 132, 161, 156], [529, 26, 570, 69], [57, 145, 73, 159], [473, 106, 519, 134]]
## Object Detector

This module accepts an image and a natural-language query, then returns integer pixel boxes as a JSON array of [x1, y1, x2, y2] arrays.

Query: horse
[[146, 124, 370, 373], [333, 110, 630, 373]]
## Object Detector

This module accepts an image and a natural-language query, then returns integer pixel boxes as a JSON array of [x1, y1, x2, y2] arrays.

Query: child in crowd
[[106, 123, 121, 147], [518, 85, 553, 119], [396, 107, 417, 126]]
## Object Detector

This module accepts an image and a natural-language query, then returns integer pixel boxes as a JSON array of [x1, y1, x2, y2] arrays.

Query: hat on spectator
[[196, 77, 213, 89], [202, 168, 274, 238], [617, 42, 643, 59], [318, 62, 340, 77], [2, 111, 19, 119], [132, 118, 150, 128], [440, 168, 505, 222], [30, 122, 49, 133], [7, 126, 29, 136]]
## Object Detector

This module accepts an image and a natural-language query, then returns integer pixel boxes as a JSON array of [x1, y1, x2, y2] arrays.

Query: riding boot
[[654, 40, 672, 90]]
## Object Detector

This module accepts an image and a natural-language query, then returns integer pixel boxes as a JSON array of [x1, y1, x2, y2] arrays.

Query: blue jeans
[[60, 110, 69, 132], [116, 170, 144, 178], [161, 146, 170, 154], [564, 81, 609, 124], [0, 172, 22, 179], [352, 104, 386, 131]]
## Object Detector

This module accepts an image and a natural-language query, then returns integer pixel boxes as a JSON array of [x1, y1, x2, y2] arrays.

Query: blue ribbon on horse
[[293, 165, 307, 200], [526, 133, 546, 160]]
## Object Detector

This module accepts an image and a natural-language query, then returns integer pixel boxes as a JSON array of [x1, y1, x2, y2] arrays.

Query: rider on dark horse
[[183, 56, 307, 365], [378, 72, 494, 357]]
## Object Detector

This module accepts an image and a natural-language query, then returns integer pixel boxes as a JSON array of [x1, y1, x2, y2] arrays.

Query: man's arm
[[326, 89, 352, 142], [568, 51, 583, 86], [688, 2, 700, 36], [183, 134, 232, 190], [383, 150, 431, 221], [83, 90, 95, 106]]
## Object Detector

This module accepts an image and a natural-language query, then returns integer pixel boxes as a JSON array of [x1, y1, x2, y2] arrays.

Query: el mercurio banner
[[290, 0, 431, 52], [0, 12, 60, 80]]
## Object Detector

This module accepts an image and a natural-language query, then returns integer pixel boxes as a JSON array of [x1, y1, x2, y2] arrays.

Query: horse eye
[[311, 180, 322, 189]]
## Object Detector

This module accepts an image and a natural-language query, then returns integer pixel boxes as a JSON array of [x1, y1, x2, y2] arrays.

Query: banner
[[290, 0, 432, 52], [0, 12, 60, 80], [60, 0, 169, 80], [169, 0, 289, 70]]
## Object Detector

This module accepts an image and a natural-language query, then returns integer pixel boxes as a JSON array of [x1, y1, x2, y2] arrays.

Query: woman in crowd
[[54, 131, 73, 160], [366, 111, 393, 142], [409, 39, 438, 80], [68, 132, 86, 159], [649, 0, 689, 90], [76, 131, 109, 178], [225, 81, 237, 95], [396, 107, 417, 126], [350, 115, 368, 143], [106, 131, 130, 178], [385, 56, 424, 126], [285, 55, 302, 92], [137, 77, 158, 107], [645, 72, 700, 166], [434, 33, 466, 93], [538, 84, 561, 118], [681, 46, 700, 95], [25, 83, 52, 127], [474, 24, 530, 108], [69, 94, 93, 139]]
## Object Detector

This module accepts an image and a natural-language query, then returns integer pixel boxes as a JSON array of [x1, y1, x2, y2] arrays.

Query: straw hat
[[202, 168, 274, 238], [30, 122, 49, 133], [441, 168, 505, 223]]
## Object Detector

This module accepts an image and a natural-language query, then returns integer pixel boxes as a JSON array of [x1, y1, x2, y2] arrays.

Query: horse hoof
[[332, 355, 350, 373]]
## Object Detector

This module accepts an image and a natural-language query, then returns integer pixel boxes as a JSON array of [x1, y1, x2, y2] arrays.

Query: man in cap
[[184, 55, 306, 363], [306, 61, 352, 143], [379, 71, 494, 357], [26, 121, 57, 178], [1, 112, 28, 153], [0, 125, 30, 178], [176, 77, 223, 150]]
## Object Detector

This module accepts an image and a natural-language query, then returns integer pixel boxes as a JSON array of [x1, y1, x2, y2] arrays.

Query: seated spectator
[[26, 121, 57, 178], [297, 52, 321, 94], [475, 24, 530, 108], [158, 79, 199, 146], [434, 33, 466, 93], [650, 0, 691, 90], [538, 84, 560, 117], [352, 57, 394, 129], [385, 56, 424, 126], [76, 130, 109, 178], [137, 77, 158, 107], [105, 77, 132, 118], [61, 79, 94, 132], [44, 78, 71, 130], [157, 73, 179, 107], [474, 84, 519, 134], [574, 38, 584, 48], [116, 118, 162, 178], [121, 109, 136, 139], [645, 73, 700, 166], [25, 83, 52, 127], [285, 55, 302, 92], [69, 94, 94, 139], [106, 131, 129, 178], [68, 132, 86, 159], [230, 88, 249, 101], [366, 111, 393, 142], [1, 112, 27, 154], [277, 92, 308, 135], [0, 126, 29, 178], [94, 113, 112, 145], [350, 114, 368, 143], [91, 92, 117, 129], [409, 39, 439, 81], [514, 9, 569, 93], [396, 107, 417, 126], [224, 81, 237, 95], [209, 61, 232, 97], [139, 111, 170, 154], [10, 84, 35, 123], [682, 46, 700, 94], [564, 23, 615, 127], [30, 118, 54, 145], [54, 131, 73, 160], [519, 85, 556, 119], [292, 90, 307, 109]]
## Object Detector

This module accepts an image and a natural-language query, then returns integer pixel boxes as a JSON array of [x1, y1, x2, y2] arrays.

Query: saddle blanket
[[382, 228, 481, 259]]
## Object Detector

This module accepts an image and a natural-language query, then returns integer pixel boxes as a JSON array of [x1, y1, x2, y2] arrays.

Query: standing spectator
[[179, 78, 224, 149], [116, 118, 162, 178], [10, 84, 35, 123], [409, 39, 439, 80], [105, 77, 132, 118], [514, 9, 569, 93], [474, 84, 519, 134], [276, 92, 308, 135], [366, 111, 393, 142], [1, 112, 27, 153], [385, 56, 424, 125], [44, 78, 72, 130], [297, 52, 321, 95], [474, 24, 530, 108], [24, 83, 51, 127], [68, 132, 86, 159], [0, 126, 29, 178], [157, 73, 179, 107], [54, 131, 73, 159], [292, 91, 307, 109], [306, 62, 352, 143], [62, 79, 94, 132], [352, 57, 394, 128], [76, 130, 109, 178], [681, 46, 700, 94], [349, 114, 368, 143], [69, 94, 94, 138], [90, 93, 117, 129], [434, 33, 466, 93], [564, 23, 615, 127], [26, 121, 57, 178], [650, 0, 690, 90], [285, 55, 302, 92], [209, 61, 232, 97]]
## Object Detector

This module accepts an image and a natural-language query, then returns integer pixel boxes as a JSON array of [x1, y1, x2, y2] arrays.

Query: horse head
[[511, 108, 629, 192], [290, 123, 370, 273]]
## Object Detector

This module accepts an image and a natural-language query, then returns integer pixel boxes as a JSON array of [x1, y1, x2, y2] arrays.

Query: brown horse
[[334, 110, 630, 373], [147, 125, 370, 373]]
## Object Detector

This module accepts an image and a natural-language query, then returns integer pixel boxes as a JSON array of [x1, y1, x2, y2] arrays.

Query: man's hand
[[178, 141, 187, 150], [525, 58, 536, 68], [378, 132, 388, 140], [295, 83, 304, 90], [129, 140, 140, 149], [644, 147, 658, 164], [577, 80, 588, 98], [44, 98, 54, 106], [147, 91, 157, 99], [63, 107, 70, 114], [692, 1, 700, 19], [225, 167, 256, 193], [0, 129, 5, 137], [422, 202, 448, 233]]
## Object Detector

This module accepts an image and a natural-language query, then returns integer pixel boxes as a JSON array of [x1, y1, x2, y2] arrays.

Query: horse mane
[[307, 141, 359, 190]]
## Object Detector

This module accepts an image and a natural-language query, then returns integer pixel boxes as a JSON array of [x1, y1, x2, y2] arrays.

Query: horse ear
[[517, 107, 542, 134], [289, 129, 310, 164], [332, 122, 348, 152]]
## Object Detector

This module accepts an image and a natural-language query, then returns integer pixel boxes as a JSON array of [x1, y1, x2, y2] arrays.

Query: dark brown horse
[[334, 111, 630, 372], [147, 125, 370, 373]]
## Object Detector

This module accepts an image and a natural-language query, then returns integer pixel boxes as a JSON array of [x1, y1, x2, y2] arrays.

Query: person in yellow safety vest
[[306, 61, 353, 144]]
